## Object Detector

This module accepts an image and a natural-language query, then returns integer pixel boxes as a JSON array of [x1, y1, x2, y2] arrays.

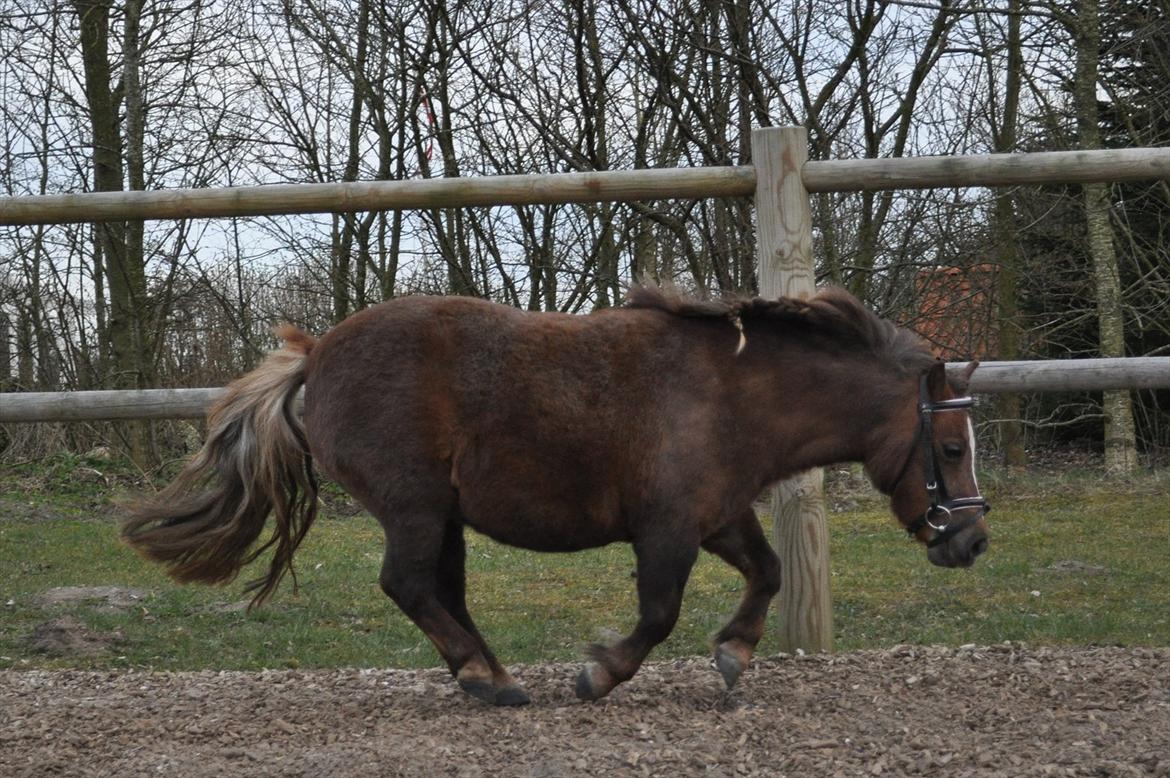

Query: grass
[[0, 454, 1167, 672], [829, 472, 1169, 650]]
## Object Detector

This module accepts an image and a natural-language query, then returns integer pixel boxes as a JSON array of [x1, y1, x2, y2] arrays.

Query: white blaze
[[966, 416, 980, 491]]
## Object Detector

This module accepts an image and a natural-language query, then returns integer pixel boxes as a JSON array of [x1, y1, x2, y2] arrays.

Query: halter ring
[[925, 504, 952, 532]]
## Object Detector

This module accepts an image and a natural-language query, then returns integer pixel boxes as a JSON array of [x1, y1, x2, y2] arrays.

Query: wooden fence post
[[752, 125, 834, 654]]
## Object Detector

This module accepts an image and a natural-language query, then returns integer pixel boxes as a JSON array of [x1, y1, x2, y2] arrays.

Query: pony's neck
[[736, 344, 917, 488]]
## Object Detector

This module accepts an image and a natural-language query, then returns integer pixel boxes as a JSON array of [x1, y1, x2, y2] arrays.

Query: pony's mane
[[625, 284, 935, 373]]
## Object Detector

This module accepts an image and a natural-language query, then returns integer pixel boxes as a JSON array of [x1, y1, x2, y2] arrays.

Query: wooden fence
[[1, 147, 1168, 225], [2, 356, 1166, 424], [2, 127, 1169, 655]]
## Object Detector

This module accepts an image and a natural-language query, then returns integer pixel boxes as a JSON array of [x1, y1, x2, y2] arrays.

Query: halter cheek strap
[[896, 374, 991, 548]]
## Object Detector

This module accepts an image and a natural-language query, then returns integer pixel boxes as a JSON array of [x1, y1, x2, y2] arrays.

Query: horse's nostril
[[970, 538, 988, 558]]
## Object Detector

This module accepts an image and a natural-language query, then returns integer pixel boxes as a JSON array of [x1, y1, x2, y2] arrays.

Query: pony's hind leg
[[701, 509, 782, 689], [377, 509, 506, 706], [575, 529, 699, 701], [436, 521, 530, 706]]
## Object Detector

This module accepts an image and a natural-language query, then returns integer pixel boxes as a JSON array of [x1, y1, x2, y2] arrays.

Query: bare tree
[[1070, 0, 1139, 473], [984, 0, 1027, 466]]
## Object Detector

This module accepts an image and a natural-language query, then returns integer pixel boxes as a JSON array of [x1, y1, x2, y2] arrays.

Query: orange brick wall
[[912, 264, 998, 360]]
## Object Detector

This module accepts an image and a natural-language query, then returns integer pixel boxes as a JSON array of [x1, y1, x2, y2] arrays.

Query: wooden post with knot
[[752, 126, 834, 654]]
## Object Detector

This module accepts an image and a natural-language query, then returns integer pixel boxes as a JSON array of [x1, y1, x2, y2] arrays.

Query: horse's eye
[[942, 442, 964, 459]]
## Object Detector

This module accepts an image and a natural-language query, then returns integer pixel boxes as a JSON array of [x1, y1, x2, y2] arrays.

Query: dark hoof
[[574, 663, 614, 701], [458, 678, 498, 705], [574, 668, 598, 700], [495, 684, 532, 707], [715, 642, 748, 690]]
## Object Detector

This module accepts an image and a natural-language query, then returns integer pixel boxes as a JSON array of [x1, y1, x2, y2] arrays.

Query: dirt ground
[[1, 645, 1166, 777]]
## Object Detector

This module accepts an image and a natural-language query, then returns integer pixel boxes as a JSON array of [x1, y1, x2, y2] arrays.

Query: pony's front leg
[[701, 509, 782, 689], [575, 530, 699, 701]]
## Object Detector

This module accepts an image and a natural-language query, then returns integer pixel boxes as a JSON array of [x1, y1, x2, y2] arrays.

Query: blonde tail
[[122, 326, 318, 607]]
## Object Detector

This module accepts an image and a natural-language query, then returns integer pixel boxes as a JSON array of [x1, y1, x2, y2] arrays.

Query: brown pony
[[124, 286, 989, 706]]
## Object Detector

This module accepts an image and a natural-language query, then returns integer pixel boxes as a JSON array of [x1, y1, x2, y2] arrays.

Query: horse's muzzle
[[927, 524, 989, 568]]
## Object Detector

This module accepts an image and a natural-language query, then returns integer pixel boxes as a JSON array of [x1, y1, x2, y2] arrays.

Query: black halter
[[892, 373, 991, 548]]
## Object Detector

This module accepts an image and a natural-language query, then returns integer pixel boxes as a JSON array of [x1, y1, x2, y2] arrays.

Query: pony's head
[[875, 361, 990, 568]]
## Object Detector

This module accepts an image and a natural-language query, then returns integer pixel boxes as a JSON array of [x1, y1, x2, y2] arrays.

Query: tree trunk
[[575, 0, 619, 307], [1073, 0, 1139, 473], [0, 310, 11, 391], [333, 0, 370, 320], [17, 305, 34, 390], [993, 0, 1026, 467], [74, 0, 153, 463]]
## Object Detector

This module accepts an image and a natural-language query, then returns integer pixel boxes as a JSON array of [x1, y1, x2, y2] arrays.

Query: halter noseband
[[892, 373, 991, 548]]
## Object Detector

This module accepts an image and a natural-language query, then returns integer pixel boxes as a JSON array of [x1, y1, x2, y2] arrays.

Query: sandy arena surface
[[1, 644, 1167, 776]]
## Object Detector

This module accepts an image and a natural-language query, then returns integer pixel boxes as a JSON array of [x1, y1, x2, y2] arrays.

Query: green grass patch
[[1, 457, 1166, 671], [830, 468, 1169, 649]]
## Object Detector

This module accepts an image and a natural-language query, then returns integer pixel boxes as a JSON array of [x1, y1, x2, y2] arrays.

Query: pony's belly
[[460, 502, 628, 553], [469, 522, 618, 552], [452, 448, 628, 551]]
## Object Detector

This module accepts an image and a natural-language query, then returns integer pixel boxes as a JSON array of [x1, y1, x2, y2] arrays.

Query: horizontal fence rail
[[3, 358, 1167, 424], [0, 168, 755, 226], [801, 147, 1170, 193], [0, 388, 229, 423], [959, 357, 1170, 394], [1, 148, 1168, 226]]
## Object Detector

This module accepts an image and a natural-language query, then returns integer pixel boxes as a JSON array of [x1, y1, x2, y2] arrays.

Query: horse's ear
[[925, 360, 948, 398], [961, 360, 979, 388]]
